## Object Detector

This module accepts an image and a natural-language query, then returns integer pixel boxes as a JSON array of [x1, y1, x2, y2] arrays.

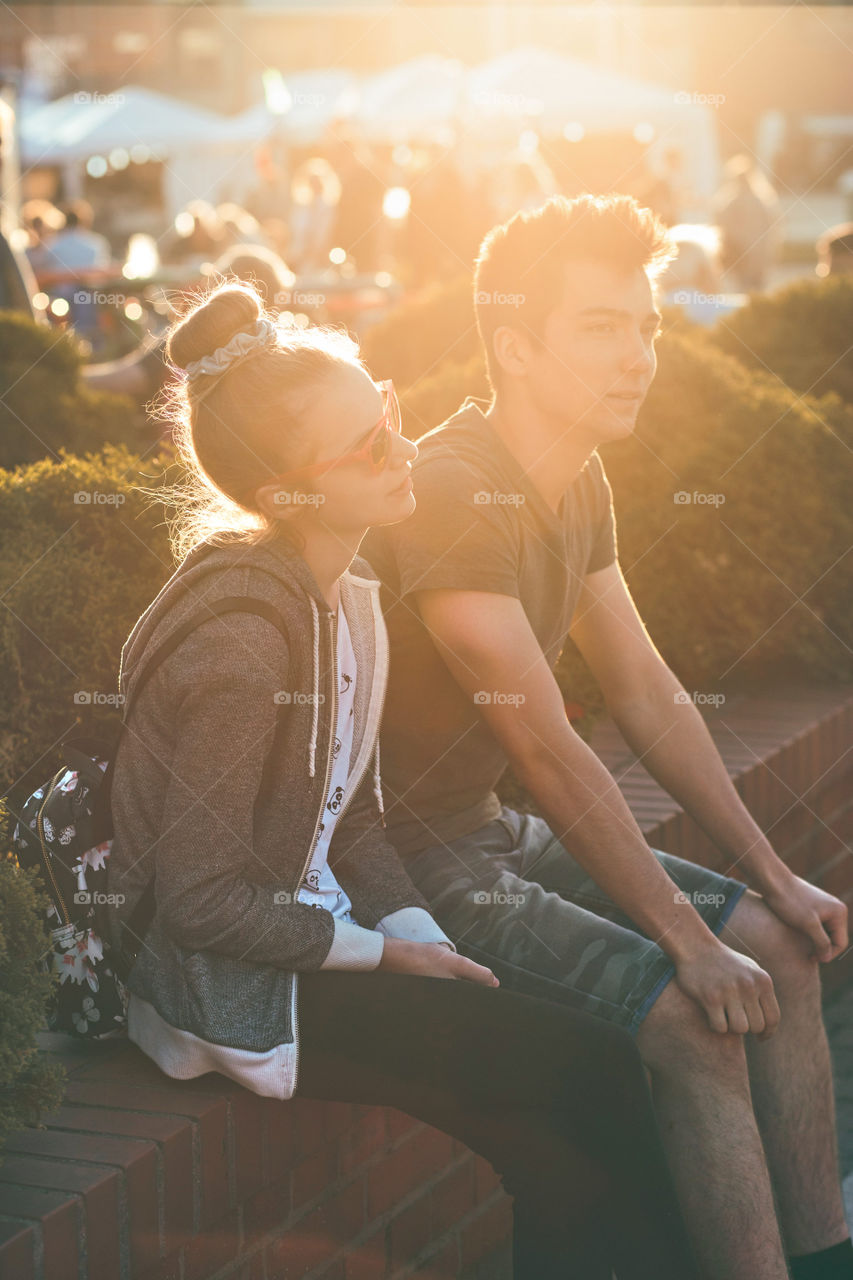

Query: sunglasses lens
[[370, 426, 391, 469]]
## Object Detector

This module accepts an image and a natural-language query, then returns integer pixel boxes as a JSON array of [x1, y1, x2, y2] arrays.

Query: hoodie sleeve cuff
[[374, 906, 457, 953], [319, 918, 386, 971]]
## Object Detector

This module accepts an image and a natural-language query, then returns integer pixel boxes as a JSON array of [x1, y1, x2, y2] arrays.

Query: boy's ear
[[491, 324, 531, 379]]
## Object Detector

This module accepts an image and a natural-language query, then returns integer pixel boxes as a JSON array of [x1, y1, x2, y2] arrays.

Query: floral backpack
[[11, 596, 289, 1041]]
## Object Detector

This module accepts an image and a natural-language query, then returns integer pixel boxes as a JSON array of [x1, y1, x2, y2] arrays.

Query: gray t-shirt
[[363, 397, 617, 856]]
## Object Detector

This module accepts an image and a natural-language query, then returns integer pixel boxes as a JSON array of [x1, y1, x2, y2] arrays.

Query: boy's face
[[522, 259, 662, 443]]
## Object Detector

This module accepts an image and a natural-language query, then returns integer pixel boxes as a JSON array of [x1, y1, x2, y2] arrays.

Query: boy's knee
[[638, 980, 749, 1083]]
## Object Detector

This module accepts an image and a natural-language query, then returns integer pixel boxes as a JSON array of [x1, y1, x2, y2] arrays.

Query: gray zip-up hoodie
[[105, 536, 451, 1098]]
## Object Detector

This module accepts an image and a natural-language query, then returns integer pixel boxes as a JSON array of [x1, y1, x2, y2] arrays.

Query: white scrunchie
[[183, 316, 279, 383]]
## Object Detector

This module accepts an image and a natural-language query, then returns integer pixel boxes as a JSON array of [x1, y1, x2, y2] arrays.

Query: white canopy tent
[[18, 86, 267, 219], [19, 87, 229, 164], [350, 56, 465, 142], [223, 70, 359, 147], [464, 47, 719, 202]]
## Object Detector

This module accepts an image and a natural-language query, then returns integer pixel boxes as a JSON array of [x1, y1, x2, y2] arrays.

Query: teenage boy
[[363, 193, 852, 1280]]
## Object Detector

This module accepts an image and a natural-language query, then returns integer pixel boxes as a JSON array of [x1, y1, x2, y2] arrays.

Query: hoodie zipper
[[291, 590, 388, 1095], [292, 606, 338, 1093]]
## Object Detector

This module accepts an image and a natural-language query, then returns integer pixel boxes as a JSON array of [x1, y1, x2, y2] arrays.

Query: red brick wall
[[2, 683, 851, 1279]]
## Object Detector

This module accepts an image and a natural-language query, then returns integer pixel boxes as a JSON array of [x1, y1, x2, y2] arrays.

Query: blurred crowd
[[9, 131, 853, 408]]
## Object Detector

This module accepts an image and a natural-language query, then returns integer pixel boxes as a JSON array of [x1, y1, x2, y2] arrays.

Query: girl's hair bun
[[166, 282, 262, 374]]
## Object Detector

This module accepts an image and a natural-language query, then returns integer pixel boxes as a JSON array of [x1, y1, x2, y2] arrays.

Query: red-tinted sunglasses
[[259, 379, 402, 496]]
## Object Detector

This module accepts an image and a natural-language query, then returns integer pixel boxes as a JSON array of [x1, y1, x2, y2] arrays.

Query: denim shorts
[[404, 806, 749, 1036]]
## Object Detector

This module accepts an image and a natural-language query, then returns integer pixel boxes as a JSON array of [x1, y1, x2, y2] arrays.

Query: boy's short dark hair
[[474, 192, 676, 388]]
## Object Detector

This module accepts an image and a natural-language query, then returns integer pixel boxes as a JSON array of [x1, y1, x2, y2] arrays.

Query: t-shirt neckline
[[457, 396, 587, 537]]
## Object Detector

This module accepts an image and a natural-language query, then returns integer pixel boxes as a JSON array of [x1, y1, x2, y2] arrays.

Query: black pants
[[296, 970, 699, 1279]]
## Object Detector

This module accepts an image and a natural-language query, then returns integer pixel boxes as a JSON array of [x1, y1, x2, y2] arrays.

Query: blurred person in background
[[215, 202, 275, 252], [84, 243, 296, 410], [21, 198, 66, 283], [713, 155, 781, 293], [288, 157, 341, 272], [50, 199, 111, 272], [329, 137, 387, 273], [816, 222, 853, 277]]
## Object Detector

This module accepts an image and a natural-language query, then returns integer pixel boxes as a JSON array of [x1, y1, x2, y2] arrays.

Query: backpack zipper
[[37, 767, 72, 926]]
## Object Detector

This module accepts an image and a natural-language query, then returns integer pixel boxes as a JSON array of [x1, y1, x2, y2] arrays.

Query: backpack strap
[[121, 596, 291, 722], [103, 597, 291, 980]]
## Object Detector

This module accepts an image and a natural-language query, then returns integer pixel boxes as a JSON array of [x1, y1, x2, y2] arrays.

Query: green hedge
[[0, 313, 154, 470], [361, 274, 480, 392], [710, 275, 853, 405], [592, 332, 853, 694], [0, 849, 65, 1160], [0, 448, 173, 803]]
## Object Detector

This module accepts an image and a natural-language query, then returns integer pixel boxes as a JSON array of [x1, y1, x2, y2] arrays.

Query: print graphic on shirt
[[297, 602, 359, 922]]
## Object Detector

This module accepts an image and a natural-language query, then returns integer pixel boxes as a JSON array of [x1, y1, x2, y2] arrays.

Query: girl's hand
[[378, 936, 499, 987]]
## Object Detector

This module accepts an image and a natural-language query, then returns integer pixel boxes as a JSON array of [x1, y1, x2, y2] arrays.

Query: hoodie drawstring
[[308, 597, 320, 777], [372, 737, 385, 822]]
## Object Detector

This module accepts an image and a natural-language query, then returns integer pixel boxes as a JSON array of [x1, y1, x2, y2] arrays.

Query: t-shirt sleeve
[[386, 455, 521, 599], [586, 453, 618, 574]]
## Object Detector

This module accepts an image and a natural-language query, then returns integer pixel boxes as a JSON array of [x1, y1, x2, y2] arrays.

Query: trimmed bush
[[591, 332, 853, 695], [0, 447, 173, 804], [0, 847, 65, 1160], [0, 312, 154, 470], [361, 274, 480, 392], [710, 275, 853, 405]]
